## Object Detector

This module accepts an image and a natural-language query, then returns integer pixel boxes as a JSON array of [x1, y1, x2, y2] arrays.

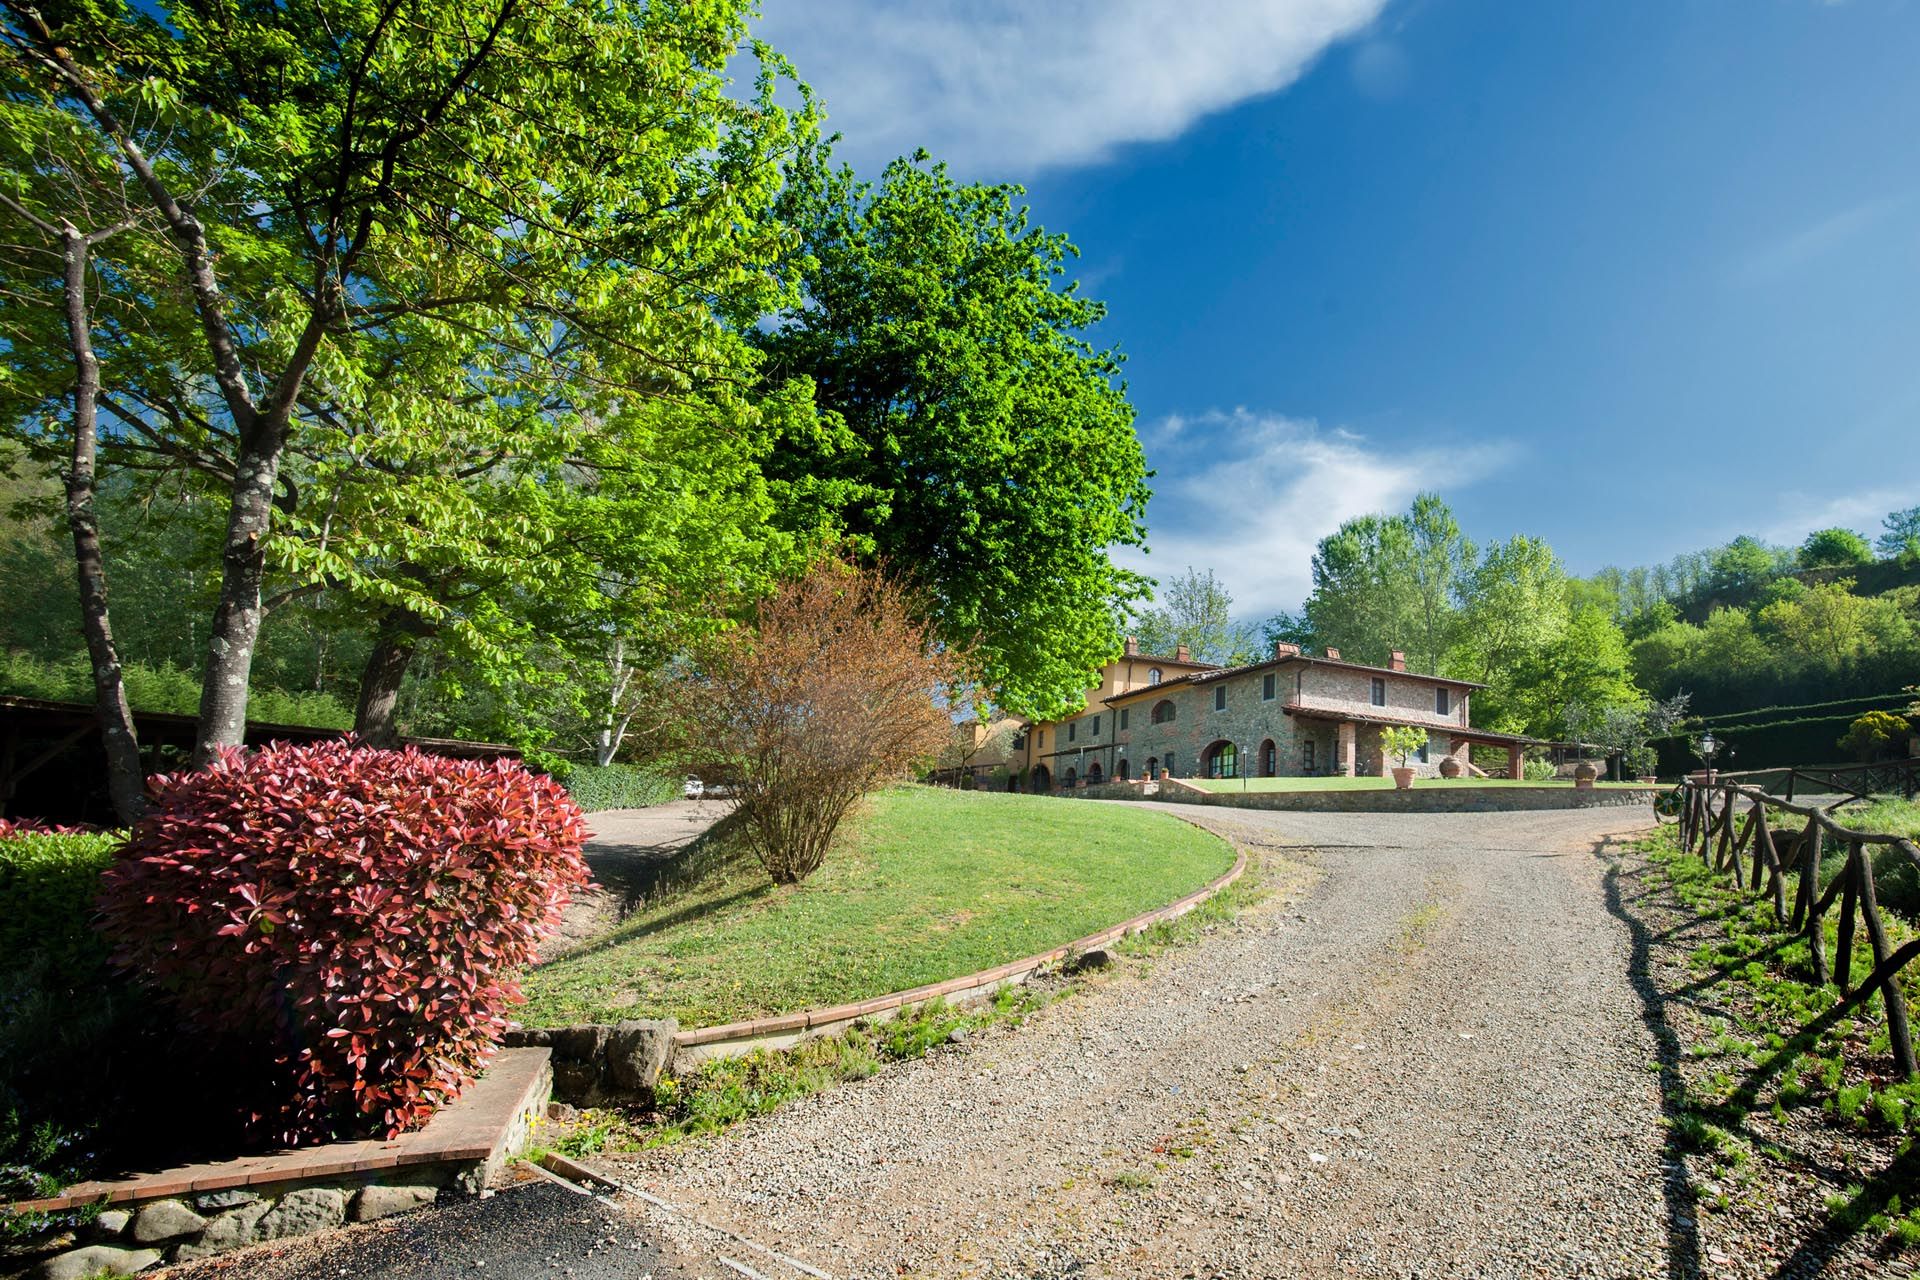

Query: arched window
[[1206, 741, 1237, 779], [1031, 765, 1052, 792], [1151, 699, 1177, 725], [1260, 739, 1277, 777], [1148, 668, 1162, 685]]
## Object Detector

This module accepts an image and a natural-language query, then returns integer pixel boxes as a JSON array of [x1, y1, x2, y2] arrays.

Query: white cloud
[[1113, 409, 1514, 617], [1757, 486, 1915, 546], [750, 0, 1389, 175]]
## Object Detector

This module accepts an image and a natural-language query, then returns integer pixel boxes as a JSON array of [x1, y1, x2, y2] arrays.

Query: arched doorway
[[1064, 766, 1078, 787], [1031, 764, 1052, 793], [1259, 738, 1277, 777], [1146, 756, 1159, 779], [1116, 759, 1130, 781], [1205, 740, 1238, 779], [1087, 761, 1105, 785]]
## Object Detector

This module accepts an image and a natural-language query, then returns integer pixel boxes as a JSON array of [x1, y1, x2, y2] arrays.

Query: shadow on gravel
[[1597, 834, 1704, 1280]]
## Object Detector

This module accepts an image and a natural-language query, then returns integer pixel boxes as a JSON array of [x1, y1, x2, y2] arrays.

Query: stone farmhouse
[[986, 638, 1547, 792]]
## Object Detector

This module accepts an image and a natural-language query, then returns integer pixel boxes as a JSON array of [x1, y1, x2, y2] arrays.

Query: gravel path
[[548, 801, 730, 954], [602, 803, 1682, 1279]]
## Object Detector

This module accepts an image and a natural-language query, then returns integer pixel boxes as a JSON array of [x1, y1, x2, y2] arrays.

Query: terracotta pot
[[1437, 756, 1463, 779], [1392, 767, 1415, 790], [1573, 760, 1599, 791]]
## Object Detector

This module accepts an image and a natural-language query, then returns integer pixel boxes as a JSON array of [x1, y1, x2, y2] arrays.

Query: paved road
[[603, 803, 1677, 1279]]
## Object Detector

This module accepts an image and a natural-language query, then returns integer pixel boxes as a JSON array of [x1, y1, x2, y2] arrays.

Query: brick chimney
[[1175, 644, 1191, 662], [1274, 641, 1302, 658], [1389, 650, 1406, 671], [1123, 635, 1139, 656], [1324, 647, 1341, 661]]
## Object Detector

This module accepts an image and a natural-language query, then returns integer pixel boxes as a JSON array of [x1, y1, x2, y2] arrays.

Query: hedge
[[562, 763, 679, 812], [0, 831, 119, 977]]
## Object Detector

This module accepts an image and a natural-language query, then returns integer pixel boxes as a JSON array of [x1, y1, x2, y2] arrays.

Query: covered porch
[[1282, 705, 1547, 780]]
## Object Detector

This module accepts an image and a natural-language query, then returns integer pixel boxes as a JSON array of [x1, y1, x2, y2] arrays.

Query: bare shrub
[[682, 558, 966, 884]]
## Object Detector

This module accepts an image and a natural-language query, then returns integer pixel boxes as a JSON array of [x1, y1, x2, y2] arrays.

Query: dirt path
[[602, 803, 1682, 1279], [547, 800, 731, 954]]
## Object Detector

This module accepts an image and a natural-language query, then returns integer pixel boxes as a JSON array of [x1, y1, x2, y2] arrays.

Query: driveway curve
[[605, 803, 1679, 1279]]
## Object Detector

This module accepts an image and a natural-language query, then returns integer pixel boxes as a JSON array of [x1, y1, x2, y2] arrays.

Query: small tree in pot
[[1380, 726, 1429, 790]]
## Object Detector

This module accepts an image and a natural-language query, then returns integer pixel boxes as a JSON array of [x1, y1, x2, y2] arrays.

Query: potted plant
[[1380, 726, 1429, 790]]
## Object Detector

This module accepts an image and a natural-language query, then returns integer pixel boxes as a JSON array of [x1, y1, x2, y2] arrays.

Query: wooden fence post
[[1854, 848, 1919, 1079], [1805, 825, 1829, 988], [1835, 841, 1861, 996]]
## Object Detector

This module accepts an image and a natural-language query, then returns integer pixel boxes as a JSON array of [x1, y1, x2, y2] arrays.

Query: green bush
[[0, 832, 118, 976], [0, 651, 351, 729], [563, 763, 679, 812]]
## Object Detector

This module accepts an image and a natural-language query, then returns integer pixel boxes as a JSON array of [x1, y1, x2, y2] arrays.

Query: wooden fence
[[1708, 757, 1918, 805], [1677, 774, 1920, 1079]]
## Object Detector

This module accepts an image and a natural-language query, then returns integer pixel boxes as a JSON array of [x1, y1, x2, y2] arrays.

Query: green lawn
[[1183, 775, 1654, 793], [520, 784, 1236, 1029]]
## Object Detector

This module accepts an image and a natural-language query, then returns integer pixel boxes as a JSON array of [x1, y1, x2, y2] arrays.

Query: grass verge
[[521, 785, 1236, 1028], [1635, 820, 1920, 1252]]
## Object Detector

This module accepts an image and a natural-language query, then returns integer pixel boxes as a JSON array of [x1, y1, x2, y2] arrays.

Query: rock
[[947, 1027, 969, 1044], [606, 1019, 678, 1093], [546, 1101, 579, 1122], [351, 1183, 439, 1222], [93, 1209, 132, 1237], [130, 1199, 207, 1243], [253, 1186, 347, 1241], [1065, 949, 1113, 975], [35, 1244, 163, 1279], [502, 1027, 553, 1048], [551, 1023, 611, 1063], [191, 1188, 260, 1212], [171, 1200, 270, 1262]]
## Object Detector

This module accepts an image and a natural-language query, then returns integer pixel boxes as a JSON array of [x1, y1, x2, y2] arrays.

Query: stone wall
[[503, 1019, 677, 1103], [1087, 783, 1657, 814]]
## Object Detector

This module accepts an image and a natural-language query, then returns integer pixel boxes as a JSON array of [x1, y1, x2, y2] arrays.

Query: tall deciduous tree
[[2, 0, 803, 767], [1302, 513, 1420, 667], [1130, 567, 1257, 666], [752, 151, 1150, 721]]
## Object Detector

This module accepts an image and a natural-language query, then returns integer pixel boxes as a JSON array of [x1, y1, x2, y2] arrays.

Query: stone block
[[550, 1024, 610, 1063], [93, 1209, 131, 1238], [253, 1186, 346, 1241], [606, 1019, 677, 1092], [191, 1188, 260, 1212], [35, 1244, 163, 1279], [171, 1200, 270, 1262], [350, 1183, 439, 1221], [130, 1198, 207, 1243]]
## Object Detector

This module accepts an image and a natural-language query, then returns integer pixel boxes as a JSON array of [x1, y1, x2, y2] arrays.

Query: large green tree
[[751, 151, 1150, 720], [3, 0, 808, 810], [1302, 513, 1420, 669], [1129, 567, 1258, 666]]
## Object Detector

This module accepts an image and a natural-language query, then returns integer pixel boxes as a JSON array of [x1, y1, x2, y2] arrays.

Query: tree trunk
[[353, 612, 423, 747], [60, 229, 145, 825], [192, 430, 286, 766]]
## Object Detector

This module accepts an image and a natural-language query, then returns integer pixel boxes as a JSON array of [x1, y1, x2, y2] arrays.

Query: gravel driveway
[[601, 803, 1681, 1279]]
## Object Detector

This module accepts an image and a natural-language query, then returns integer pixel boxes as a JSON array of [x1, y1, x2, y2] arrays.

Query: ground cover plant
[[520, 784, 1235, 1028], [559, 763, 681, 813], [1630, 817, 1920, 1257], [97, 741, 590, 1144]]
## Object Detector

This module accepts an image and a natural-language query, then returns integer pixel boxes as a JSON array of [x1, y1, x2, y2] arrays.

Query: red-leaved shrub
[[96, 740, 588, 1144]]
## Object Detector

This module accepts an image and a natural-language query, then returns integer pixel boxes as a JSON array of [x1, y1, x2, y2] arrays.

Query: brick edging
[[671, 838, 1249, 1052]]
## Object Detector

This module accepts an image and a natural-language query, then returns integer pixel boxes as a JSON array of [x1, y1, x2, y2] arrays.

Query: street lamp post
[[1698, 731, 1720, 786]]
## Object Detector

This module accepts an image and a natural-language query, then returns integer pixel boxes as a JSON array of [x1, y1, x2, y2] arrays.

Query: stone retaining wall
[[1080, 782, 1657, 813]]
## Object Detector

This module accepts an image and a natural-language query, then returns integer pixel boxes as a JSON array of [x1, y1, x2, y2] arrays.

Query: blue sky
[[752, 0, 1920, 617]]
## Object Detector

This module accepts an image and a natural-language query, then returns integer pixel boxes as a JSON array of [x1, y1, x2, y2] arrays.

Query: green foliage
[[754, 151, 1150, 720], [1129, 567, 1258, 665], [1801, 527, 1875, 569], [0, 831, 117, 978], [1380, 724, 1429, 766], [0, 650, 351, 728], [1879, 506, 1920, 560], [562, 764, 680, 813]]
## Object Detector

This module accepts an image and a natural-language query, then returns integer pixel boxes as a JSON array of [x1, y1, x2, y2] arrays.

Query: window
[[1417, 740, 1430, 763], [1435, 687, 1450, 716], [1296, 672, 1304, 695], [1213, 686, 1226, 712], [1092, 715, 1101, 736], [1208, 742, 1237, 779], [1261, 740, 1276, 776], [1262, 673, 1276, 701], [1303, 739, 1315, 771], [1148, 668, 1163, 685], [1120, 708, 1129, 730], [1370, 677, 1386, 707], [1038, 729, 1045, 749], [1151, 700, 1177, 725], [1164, 752, 1176, 776], [1012, 732, 1027, 751], [1068, 721, 1076, 742]]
